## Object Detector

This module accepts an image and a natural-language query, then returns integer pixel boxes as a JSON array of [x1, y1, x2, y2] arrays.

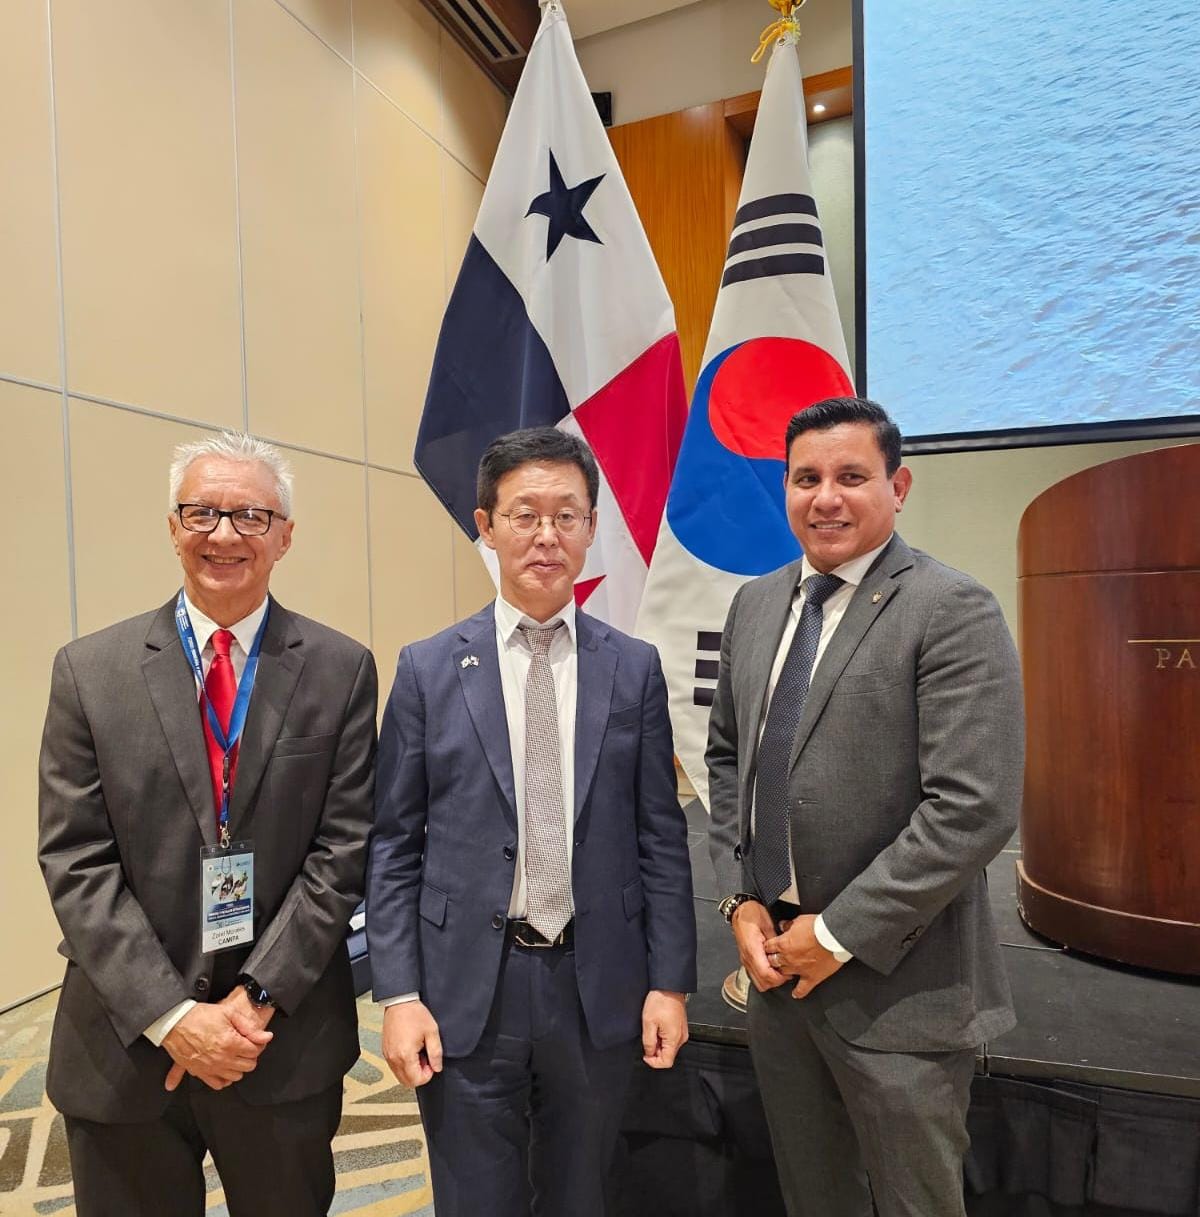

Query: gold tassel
[[751, 0, 806, 64]]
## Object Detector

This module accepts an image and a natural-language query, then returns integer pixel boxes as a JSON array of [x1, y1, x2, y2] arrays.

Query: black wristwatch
[[239, 975, 275, 1009], [718, 892, 760, 923]]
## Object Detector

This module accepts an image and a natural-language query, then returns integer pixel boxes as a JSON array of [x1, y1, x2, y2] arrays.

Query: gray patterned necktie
[[518, 621, 572, 938], [752, 573, 845, 905]]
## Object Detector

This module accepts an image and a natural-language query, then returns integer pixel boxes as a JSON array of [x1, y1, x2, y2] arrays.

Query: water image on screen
[[861, 0, 1200, 444]]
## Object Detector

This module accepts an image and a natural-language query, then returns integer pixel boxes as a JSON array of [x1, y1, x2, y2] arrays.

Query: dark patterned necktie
[[518, 621, 572, 937], [752, 573, 845, 905]]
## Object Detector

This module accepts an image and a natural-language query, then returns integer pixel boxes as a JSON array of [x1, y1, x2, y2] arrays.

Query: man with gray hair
[[38, 432, 377, 1217]]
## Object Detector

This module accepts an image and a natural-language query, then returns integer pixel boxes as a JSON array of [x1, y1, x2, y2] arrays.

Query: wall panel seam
[[349, 0, 376, 652], [270, 0, 353, 69], [228, 0, 250, 431], [45, 0, 77, 641]]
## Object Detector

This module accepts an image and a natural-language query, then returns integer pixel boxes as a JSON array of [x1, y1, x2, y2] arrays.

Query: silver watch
[[718, 892, 759, 923]]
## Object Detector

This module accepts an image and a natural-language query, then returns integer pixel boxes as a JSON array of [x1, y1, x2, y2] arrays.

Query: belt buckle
[[513, 923, 551, 949]]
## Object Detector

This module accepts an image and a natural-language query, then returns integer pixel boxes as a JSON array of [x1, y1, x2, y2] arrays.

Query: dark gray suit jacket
[[367, 603, 697, 1058], [38, 596, 377, 1123], [707, 535, 1024, 1052]]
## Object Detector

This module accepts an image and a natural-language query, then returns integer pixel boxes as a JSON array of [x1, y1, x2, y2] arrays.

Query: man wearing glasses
[[38, 432, 377, 1217], [368, 426, 696, 1217]]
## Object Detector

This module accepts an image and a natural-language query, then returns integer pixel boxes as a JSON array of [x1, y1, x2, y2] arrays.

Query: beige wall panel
[[452, 526, 497, 619], [809, 118, 855, 369], [277, 0, 353, 59], [440, 33, 505, 183], [70, 401, 213, 638], [236, 0, 363, 459], [442, 155, 484, 299], [369, 469, 454, 684], [0, 2, 60, 388], [269, 451, 371, 646], [357, 84, 443, 473], [901, 438, 1180, 633], [52, 0, 243, 426], [354, 0, 441, 137], [0, 383, 72, 1009]]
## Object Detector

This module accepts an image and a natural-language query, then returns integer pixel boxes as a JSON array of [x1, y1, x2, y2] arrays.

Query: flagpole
[[723, 0, 814, 1019]]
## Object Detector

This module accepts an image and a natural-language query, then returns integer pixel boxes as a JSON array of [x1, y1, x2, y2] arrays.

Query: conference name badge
[[200, 842, 255, 953]]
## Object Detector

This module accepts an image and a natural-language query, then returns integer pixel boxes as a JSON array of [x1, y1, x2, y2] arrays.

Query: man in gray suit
[[707, 397, 1024, 1217], [38, 432, 377, 1217]]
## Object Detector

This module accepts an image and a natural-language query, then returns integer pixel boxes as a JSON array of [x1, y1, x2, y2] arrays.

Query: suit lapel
[[574, 612, 618, 822], [788, 535, 914, 771], [142, 598, 218, 847], [455, 606, 518, 829], [227, 599, 304, 840], [742, 561, 803, 807]]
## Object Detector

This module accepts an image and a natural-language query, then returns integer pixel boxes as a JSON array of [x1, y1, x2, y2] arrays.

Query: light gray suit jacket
[[38, 596, 377, 1123], [707, 534, 1024, 1052]]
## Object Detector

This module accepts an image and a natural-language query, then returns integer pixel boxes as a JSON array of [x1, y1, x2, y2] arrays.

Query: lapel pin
[[871, 591, 883, 604], [460, 655, 479, 668]]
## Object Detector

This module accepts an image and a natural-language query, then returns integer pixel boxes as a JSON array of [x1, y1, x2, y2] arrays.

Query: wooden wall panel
[[608, 103, 743, 392]]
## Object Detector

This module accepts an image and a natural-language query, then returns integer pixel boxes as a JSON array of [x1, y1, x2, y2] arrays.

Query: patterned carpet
[[0, 991, 432, 1216]]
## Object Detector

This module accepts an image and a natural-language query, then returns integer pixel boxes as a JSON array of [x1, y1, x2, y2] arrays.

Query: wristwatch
[[239, 975, 275, 1009], [718, 892, 760, 923]]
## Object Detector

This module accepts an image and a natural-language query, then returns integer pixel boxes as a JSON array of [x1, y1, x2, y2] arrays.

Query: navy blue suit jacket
[[367, 603, 697, 1058]]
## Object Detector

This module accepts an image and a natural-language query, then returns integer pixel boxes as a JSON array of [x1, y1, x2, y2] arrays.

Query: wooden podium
[[1016, 443, 1200, 974]]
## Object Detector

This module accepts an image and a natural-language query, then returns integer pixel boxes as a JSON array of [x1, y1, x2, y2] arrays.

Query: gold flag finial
[[752, 0, 806, 64]]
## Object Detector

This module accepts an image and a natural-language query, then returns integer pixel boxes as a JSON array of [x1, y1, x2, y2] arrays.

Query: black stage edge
[[611, 801, 1200, 1217]]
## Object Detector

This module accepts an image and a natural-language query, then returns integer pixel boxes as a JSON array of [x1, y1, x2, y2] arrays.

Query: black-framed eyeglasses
[[176, 503, 280, 537], [498, 509, 592, 537]]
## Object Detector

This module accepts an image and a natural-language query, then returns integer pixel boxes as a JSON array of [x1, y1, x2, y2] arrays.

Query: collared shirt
[[377, 594, 580, 1008], [143, 594, 269, 1048], [181, 593, 269, 692], [751, 535, 894, 957], [493, 594, 578, 918]]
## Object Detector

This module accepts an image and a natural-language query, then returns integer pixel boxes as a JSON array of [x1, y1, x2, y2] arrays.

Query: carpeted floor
[[0, 990, 432, 1216]]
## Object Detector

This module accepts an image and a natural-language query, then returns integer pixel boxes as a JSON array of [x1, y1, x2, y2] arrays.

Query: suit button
[[733, 844, 743, 861], [492, 914, 505, 930], [194, 976, 210, 995], [503, 845, 515, 861], [574, 838, 582, 848]]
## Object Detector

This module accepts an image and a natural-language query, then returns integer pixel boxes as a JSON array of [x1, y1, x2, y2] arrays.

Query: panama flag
[[636, 32, 854, 804], [414, 1, 687, 633]]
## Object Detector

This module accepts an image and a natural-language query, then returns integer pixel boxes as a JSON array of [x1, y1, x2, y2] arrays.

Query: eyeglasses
[[498, 509, 592, 537], [176, 503, 280, 537]]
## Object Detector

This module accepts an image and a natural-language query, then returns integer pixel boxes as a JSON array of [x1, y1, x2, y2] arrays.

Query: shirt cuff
[[144, 999, 197, 1047], [377, 992, 420, 1007], [814, 914, 853, 963]]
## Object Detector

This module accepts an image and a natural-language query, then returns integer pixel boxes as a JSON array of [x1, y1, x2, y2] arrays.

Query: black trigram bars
[[693, 631, 722, 707], [720, 192, 825, 289]]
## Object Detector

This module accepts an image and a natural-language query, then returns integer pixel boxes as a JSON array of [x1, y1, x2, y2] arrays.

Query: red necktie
[[202, 629, 239, 825]]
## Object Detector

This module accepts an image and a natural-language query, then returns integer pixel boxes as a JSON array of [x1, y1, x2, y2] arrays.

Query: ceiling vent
[[419, 0, 539, 92]]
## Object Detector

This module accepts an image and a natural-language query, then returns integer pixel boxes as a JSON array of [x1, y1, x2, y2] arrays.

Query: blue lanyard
[[175, 592, 269, 843]]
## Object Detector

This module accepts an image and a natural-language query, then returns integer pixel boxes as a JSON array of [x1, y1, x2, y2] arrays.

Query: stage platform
[[680, 798, 1200, 1099], [608, 801, 1200, 1217]]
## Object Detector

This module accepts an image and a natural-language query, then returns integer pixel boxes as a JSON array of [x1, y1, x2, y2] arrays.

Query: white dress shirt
[[751, 537, 894, 961], [378, 595, 579, 1007], [143, 594, 268, 1047]]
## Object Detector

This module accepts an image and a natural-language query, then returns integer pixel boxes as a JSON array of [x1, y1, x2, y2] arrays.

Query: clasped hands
[[732, 903, 845, 998], [162, 986, 275, 1092]]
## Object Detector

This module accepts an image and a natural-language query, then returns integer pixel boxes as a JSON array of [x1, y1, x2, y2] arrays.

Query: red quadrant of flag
[[572, 334, 688, 566]]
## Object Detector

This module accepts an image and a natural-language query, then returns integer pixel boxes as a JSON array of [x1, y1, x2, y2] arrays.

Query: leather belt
[[508, 918, 575, 949]]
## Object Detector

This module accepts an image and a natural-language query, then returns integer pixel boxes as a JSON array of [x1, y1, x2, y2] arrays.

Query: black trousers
[[65, 1078, 343, 1217], [418, 939, 640, 1217]]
